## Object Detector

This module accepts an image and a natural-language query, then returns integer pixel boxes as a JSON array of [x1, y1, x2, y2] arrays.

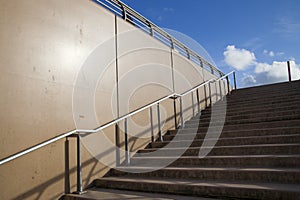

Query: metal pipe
[[76, 134, 83, 194], [215, 82, 218, 102], [208, 82, 212, 106], [149, 106, 154, 142], [287, 61, 292, 82], [173, 98, 178, 129], [196, 89, 200, 114], [157, 103, 163, 141], [124, 118, 130, 165], [204, 85, 207, 108], [219, 80, 223, 100], [233, 71, 237, 90], [179, 97, 184, 128], [64, 137, 70, 194], [115, 124, 120, 166], [191, 92, 195, 117], [226, 76, 230, 94]]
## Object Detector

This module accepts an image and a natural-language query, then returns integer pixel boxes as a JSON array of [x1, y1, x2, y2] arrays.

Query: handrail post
[[287, 61, 292, 82], [115, 124, 120, 166], [64, 137, 70, 194], [149, 107, 154, 142], [124, 118, 130, 165], [215, 82, 218, 102], [173, 97, 178, 129], [219, 80, 223, 100], [208, 82, 212, 106], [76, 133, 83, 194], [226, 76, 230, 94], [157, 103, 163, 141], [191, 92, 195, 117], [233, 71, 237, 90], [196, 89, 200, 114], [179, 96, 184, 128], [204, 85, 208, 108]]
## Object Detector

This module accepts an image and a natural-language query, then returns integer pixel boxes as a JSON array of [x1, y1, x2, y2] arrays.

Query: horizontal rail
[[0, 130, 77, 165], [1, 0, 233, 166], [93, 0, 224, 77], [1, 72, 232, 165]]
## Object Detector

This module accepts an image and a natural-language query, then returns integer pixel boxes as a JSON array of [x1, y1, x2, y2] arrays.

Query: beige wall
[[0, 0, 227, 199]]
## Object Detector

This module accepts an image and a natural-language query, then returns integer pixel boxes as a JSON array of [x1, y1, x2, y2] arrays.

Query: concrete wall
[[0, 0, 227, 199]]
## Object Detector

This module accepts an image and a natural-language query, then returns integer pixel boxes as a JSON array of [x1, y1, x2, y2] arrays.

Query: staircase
[[63, 80, 300, 199]]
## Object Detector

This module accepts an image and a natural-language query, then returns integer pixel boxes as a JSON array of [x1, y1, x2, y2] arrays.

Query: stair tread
[[142, 143, 300, 150], [97, 177, 300, 192], [116, 166, 300, 172]]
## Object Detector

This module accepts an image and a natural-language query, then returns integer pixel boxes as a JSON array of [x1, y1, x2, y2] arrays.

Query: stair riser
[[195, 109, 300, 122], [111, 169, 300, 184], [199, 105, 300, 117], [138, 145, 300, 156], [185, 116, 300, 128], [167, 127, 300, 139], [130, 157, 300, 168], [94, 179, 299, 200], [201, 102, 300, 116], [153, 135, 300, 148], [226, 92, 300, 102]]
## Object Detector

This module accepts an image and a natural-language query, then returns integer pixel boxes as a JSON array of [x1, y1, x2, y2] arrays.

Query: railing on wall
[[0, 71, 236, 194], [0, 0, 237, 195], [93, 0, 224, 77]]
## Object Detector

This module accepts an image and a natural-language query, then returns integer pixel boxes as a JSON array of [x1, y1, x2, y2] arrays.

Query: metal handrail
[[93, 0, 224, 77], [0, 71, 236, 166]]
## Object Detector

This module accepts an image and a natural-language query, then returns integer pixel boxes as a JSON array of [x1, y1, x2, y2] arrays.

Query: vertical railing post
[[115, 124, 120, 166], [64, 137, 70, 194], [124, 118, 130, 165], [76, 133, 83, 194], [215, 82, 218, 102], [204, 85, 208, 108], [173, 97, 178, 129], [233, 71, 237, 90], [226, 76, 230, 94], [196, 89, 200, 114], [157, 103, 163, 141], [208, 82, 212, 106], [223, 79, 226, 97], [219, 80, 223, 100], [191, 92, 195, 117], [149, 106, 154, 142], [287, 61, 292, 82], [179, 96, 184, 128]]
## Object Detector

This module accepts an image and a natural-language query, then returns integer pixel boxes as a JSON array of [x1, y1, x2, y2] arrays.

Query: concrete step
[[94, 177, 300, 199], [226, 92, 300, 104], [196, 109, 300, 122], [112, 167, 300, 184], [230, 80, 300, 94], [185, 114, 300, 128], [199, 104, 300, 117], [163, 126, 300, 141], [154, 134, 300, 148], [203, 99, 300, 114], [138, 144, 300, 157], [62, 187, 207, 200], [129, 155, 300, 168], [229, 89, 300, 99]]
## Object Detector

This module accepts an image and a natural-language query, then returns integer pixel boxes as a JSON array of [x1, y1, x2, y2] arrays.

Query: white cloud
[[224, 45, 300, 87], [255, 61, 300, 81], [224, 45, 256, 71], [263, 49, 277, 57], [241, 73, 257, 86]]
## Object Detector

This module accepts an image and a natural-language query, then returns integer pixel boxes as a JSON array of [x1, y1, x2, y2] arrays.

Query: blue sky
[[121, 0, 300, 88]]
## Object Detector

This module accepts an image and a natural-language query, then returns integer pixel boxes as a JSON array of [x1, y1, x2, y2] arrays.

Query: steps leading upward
[[63, 80, 300, 200]]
